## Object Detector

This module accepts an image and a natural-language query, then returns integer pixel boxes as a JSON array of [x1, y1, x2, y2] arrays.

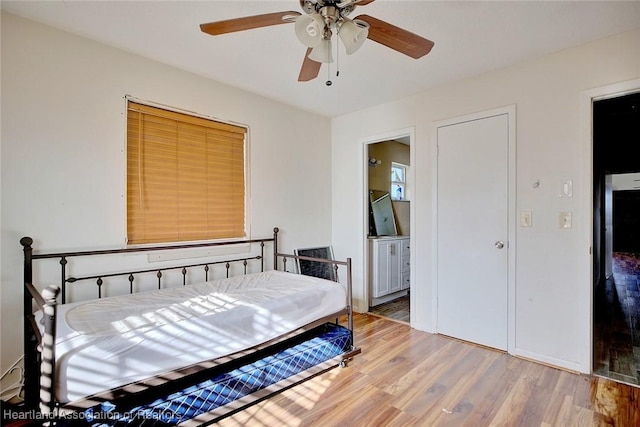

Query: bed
[[21, 227, 360, 425]]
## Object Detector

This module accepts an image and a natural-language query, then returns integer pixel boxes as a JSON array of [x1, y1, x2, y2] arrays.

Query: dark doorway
[[593, 91, 640, 385]]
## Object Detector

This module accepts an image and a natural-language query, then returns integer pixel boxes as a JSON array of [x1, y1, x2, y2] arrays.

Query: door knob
[[495, 241, 505, 249]]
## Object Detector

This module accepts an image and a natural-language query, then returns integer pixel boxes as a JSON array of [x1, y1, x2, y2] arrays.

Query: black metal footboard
[[275, 251, 355, 332]]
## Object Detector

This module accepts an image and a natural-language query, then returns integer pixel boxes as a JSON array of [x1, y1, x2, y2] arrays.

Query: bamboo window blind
[[127, 101, 246, 245]]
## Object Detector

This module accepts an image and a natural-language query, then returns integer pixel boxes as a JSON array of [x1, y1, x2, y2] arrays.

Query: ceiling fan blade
[[355, 14, 434, 59], [200, 11, 301, 36], [355, 0, 376, 5], [298, 48, 322, 82]]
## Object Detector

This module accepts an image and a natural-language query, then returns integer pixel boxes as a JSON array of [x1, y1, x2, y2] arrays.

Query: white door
[[436, 113, 509, 350]]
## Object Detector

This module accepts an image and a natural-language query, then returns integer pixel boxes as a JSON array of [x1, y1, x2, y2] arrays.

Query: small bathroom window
[[391, 162, 407, 201]]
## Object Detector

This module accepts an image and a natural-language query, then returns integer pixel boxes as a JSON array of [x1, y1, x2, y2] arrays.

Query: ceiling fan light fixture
[[309, 39, 334, 63], [294, 13, 325, 47], [339, 19, 369, 54]]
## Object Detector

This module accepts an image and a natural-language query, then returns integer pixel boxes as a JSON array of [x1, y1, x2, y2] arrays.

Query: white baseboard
[[513, 347, 586, 374]]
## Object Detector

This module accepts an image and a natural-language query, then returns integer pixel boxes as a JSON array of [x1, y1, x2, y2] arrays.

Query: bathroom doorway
[[364, 133, 412, 324]]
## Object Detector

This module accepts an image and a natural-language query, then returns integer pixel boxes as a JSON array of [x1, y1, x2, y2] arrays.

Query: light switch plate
[[520, 211, 532, 227], [560, 211, 572, 229], [560, 180, 573, 197]]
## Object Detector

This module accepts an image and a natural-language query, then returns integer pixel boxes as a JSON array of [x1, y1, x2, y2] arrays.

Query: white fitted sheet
[[40, 270, 346, 403]]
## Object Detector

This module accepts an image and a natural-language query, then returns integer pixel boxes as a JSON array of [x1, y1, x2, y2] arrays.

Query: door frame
[[579, 78, 640, 373], [361, 127, 415, 324], [431, 105, 517, 354]]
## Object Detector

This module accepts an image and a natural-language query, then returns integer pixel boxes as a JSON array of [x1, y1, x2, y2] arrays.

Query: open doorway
[[593, 91, 640, 385], [365, 136, 411, 323]]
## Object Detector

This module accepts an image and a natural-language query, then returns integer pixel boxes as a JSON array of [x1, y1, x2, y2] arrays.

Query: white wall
[[332, 28, 640, 372], [0, 13, 332, 374]]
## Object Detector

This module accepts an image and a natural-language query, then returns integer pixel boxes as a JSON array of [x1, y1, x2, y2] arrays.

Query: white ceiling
[[3, 1, 640, 117]]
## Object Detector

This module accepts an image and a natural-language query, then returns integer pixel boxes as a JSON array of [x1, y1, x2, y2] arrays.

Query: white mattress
[[39, 270, 346, 403]]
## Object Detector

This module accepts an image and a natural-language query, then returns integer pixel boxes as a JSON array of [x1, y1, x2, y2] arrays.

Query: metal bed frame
[[21, 227, 360, 423]]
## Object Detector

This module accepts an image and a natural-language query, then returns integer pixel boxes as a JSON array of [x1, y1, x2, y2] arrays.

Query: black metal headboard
[[22, 229, 279, 304]]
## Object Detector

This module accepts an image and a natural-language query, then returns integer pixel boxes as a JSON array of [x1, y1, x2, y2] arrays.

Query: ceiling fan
[[200, 0, 434, 84]]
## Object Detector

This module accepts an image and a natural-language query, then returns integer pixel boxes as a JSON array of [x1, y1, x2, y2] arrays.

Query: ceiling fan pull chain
[[336, 32, 340, 77], [326, 38, 333, 86]]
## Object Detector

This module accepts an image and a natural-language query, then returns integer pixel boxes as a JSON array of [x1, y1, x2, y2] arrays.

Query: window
[[127, 101, 247, 245], [391, 162, 407, 201]]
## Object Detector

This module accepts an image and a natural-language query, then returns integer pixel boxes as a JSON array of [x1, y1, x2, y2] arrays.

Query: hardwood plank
[[488, 372, 540, 425], [217, 314, 640, 427]]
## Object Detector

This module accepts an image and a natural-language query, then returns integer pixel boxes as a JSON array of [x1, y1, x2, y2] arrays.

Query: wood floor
[[219, 314, 639, 427], [594, 252, 640, 385]]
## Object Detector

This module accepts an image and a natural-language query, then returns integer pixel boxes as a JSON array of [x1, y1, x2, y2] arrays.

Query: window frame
[[390, 161, 408, 201]]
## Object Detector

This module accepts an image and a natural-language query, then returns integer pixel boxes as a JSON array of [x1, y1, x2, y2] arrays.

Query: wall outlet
[[560, 211, 572, 229]]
